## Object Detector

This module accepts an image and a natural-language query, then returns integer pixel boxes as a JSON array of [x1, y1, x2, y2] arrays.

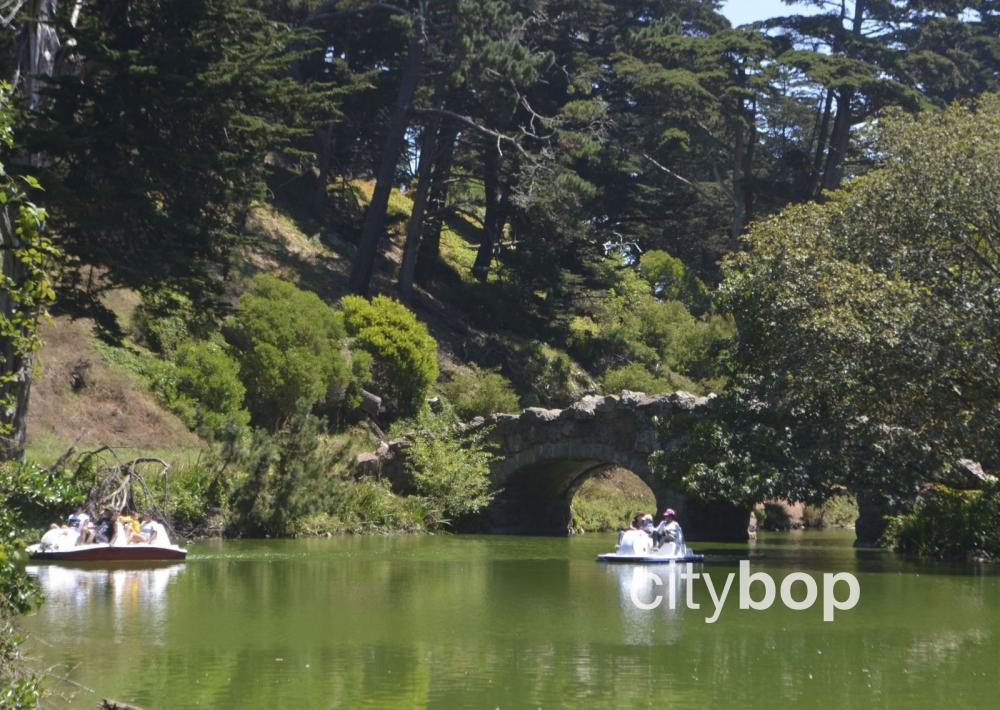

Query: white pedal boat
[[597, 540, 703, 564]]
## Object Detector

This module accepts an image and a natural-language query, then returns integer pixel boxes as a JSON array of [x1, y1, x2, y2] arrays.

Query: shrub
[[639, 249, 710, 314], [602, 362, 700, 395], [571, 470, 655, 532], [437, 364, 520, 419], [883, 483, 1000, 561], [757, 502, 792, 531], [131, 287, 213, 354], [158, 340, 250, 436], [340, 294, 438, 417], [568, 268, 732, 389], [229, 275, 366, 426], [510, 341, 593, 408], [401, 405, 495, 524], [327, 479, 427, 533], [821, 493, 859, 528], [225, 404, 337, 537]]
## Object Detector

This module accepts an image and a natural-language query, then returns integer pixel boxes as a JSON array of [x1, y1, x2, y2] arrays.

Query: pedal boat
[[26, 542, 187, 562], [597, 542, 703, 564]]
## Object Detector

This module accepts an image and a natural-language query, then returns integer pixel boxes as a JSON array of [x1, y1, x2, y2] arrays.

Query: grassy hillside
[[26, 192, 624, 529]]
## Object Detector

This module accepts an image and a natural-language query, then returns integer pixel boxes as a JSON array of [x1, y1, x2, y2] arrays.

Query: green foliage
[[757, 503, 792, 532], [33, 0, 343, 303], [340, 295, 438, 417], [159, 341, 250, 437], [437, 364, 520, 419], [0, 84, 59, 454], [883, 484, 1000, 561], [602, 362, 699, 396], [709, 97, 1000, 507], [95, 337, 249, 439], [230, 275, 366, 427], [571, 471, 655, 533], [130, 287, 212, 355], [322, 479, 427, 534], [569, 267, 733, 389], [1, 461, 84, 703], [639, 250, 710, 314], [819, 493, 860, 529], [225, 403, 337, 537], [402, 405, 495, 524], [508, 341, 593, 408]]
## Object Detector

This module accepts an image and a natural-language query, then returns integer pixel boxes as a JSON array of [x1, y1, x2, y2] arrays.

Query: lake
[[21, 531, 1000, 708]]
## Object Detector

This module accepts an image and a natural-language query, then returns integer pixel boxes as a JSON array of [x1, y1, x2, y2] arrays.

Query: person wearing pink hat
[[653, 508, 685, 551]]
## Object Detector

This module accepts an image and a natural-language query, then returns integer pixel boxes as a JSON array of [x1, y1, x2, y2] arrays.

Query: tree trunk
[[398, 122, 440, 302], [819, 0, 866, 193], [348, 21, 424, 295], [0, 210, 36, 461], [472, 143, 502, 281], [730, 110, 748, 242], [416, 121, 459, 283], [819, 87, 853, 192], [313, 123, 335, 214], [809, 87, 834, 197]]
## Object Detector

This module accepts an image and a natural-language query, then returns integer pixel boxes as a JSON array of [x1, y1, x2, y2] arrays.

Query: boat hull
[[596, 553, 704, 564], [27, 543, 186, 562]]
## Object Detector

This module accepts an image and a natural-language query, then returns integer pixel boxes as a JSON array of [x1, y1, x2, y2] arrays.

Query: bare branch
[[412, 106, 537, 161], [642, 153, 713, 199]]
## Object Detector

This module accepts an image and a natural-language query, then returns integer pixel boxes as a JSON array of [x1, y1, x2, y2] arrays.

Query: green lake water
[[20, 531, 1000, 708]]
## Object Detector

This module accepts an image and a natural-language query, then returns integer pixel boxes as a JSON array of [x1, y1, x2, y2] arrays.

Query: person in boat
[[653, 508, 684, 550], [140, 511, 170, 546], [617, 514, 653, 555], [112, 512, 146, 545], [86, 507, 116, 544], [67, 505, 90, 535]]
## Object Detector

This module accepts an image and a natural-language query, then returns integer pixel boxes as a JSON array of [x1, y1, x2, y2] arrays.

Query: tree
[[227, 275, 367, 427], [0, 85, 58, 461], [32, 0, 338, 306], [684, 97, 1000, 534], [340, 294, 438, 417]]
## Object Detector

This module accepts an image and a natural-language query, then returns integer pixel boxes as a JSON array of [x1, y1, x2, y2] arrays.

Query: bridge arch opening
[[569, 466, 656, 534], [479, 442, 751, 539]]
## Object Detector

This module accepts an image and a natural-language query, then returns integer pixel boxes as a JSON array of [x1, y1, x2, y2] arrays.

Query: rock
[[942, 459, 996, 489], [360, 389, 382, 417], [668, 391, 700, 411], [388, 438, 410, 452], [355, 452, 381, 477], [428, 396, 443, 413], [491, 413, 519, 424], [522, 407, 562, 423], [562, 395, 603, 419]]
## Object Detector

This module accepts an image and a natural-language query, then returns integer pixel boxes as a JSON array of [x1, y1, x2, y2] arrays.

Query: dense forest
[[1, 0, 999, 700]]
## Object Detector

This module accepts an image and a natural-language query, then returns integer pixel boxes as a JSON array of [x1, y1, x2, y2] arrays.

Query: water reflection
[[607, 563, 689, 644], [27, 564, 184, 633]]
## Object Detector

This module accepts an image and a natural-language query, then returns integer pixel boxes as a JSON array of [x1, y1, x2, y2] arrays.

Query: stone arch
[[483, 438, 685, 535], [360, 391, 751, 540]]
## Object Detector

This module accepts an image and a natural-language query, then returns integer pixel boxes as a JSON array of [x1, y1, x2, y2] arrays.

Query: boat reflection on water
[[606, 563, 687, 645], [26, 563, 184, 635]]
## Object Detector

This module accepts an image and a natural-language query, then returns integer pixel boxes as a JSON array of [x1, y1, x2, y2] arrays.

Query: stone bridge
[[358, 391, 751, 540]]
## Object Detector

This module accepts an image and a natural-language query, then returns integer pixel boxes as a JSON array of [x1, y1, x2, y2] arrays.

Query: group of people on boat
[[39, 506, 171, 550], [616, 508, 685, 556]]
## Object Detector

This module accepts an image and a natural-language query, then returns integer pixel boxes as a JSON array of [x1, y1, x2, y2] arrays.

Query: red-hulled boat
[[26, 542, 187, 562]]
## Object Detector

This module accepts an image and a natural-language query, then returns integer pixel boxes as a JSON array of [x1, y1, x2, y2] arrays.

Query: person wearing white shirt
[[140, 512, 171, 546], [654, 508, 685, 554]]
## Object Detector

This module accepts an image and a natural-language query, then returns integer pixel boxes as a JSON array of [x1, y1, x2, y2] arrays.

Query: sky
[[721, 0, 821, 26]]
